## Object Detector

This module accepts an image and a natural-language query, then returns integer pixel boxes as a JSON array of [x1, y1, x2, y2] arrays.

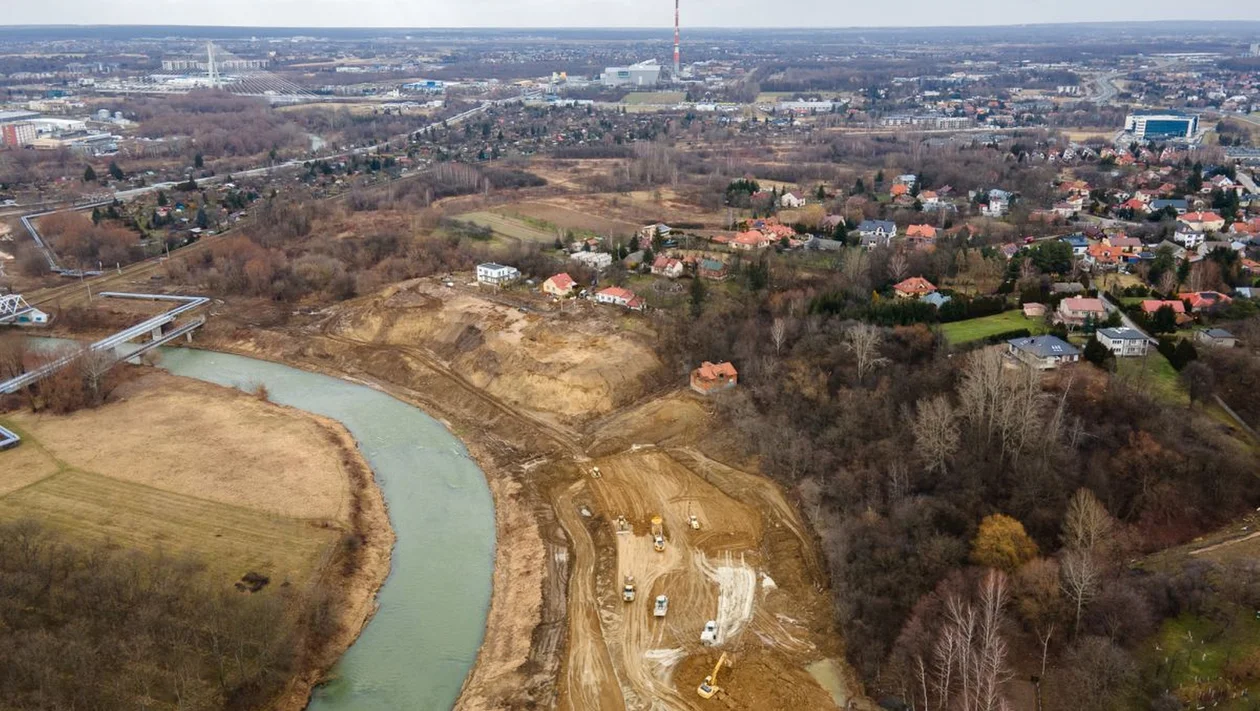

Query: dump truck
[[700, 620, 718, 645], [651, 515, 665, 552], [689, 514, 701, 530], [654, 595, 669, 617], [623, 575, 636, 602], [697, 652, 730, 699]]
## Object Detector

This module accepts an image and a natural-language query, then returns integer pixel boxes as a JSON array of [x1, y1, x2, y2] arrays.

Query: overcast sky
[[4, 0, 1259, 28]]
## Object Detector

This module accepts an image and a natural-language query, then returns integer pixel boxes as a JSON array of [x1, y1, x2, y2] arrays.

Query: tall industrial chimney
[[673, 0, 681, 79]]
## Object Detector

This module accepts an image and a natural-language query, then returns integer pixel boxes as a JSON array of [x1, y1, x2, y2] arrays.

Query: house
[[1085, 243, 1125, 270], [650, 256, 685, 279], [905, 224, 938, 249], [595, 286, 645, 311], [571, 251, 613, 271], [690, 361, 738, 395], [1150, 198, 1189, 215], [857, 220, 897, 248], [1178, 291, 1232, 312], [1023, 303, 1047, 318], [542, 272, 576, 297], [476, 262, 521, 286], [731, 230, 774, 251], [780, 192, 806, 209], [1141, 299, 1186, 316], [1180, 211, 1226, 232], [1095, 327, 1151, 357], [698, 258, 730, 281], [1173, 229, 1206, 249], [893, 276, 937, 299], [1007, 335, 1082, 370], [638, 223, 671, 244], [1104, 235, 1143, 253], [1055, 297, 1107, 327], [804, 236, 845, 252], [1060, 234, 1089, 257], [920, 190, 941, 208], [1196, 328, 1237, 348]]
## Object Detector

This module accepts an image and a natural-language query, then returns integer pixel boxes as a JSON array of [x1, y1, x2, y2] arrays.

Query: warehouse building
[[601, 60, 662, 88]]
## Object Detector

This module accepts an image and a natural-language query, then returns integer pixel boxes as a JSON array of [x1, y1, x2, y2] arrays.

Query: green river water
[[147, 348, 496, 711]]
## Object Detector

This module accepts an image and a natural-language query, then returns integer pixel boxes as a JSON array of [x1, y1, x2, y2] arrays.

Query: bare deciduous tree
[[1061, 488, 1115, 554], [888, 252, 910, 283], [771, 317, 789, 356], [1060, 549, 1101, 639], [844, 322, 889, 384], [912, 395, 960, 474]]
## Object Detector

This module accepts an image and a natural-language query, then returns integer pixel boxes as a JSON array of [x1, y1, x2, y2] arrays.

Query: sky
[[3, 0, 1259, 28]]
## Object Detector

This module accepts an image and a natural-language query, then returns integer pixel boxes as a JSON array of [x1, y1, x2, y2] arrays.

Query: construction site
[[2, 264, 869, 710]]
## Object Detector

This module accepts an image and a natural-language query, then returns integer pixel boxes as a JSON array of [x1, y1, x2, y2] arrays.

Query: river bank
[[192, 327, 564, 710]]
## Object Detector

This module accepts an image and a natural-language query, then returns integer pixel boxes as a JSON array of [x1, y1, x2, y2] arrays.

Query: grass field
[[454, 211, 559, 245], [0, 373, 356, 586], [1116, 350, 1188, 405], [1143, 610, 1260, 709], [621, 91, 686, 106], [940, 311, 1046, 344]]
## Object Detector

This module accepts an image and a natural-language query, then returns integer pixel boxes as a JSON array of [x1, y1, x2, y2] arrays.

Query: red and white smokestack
[[673, 0, 681, 78]]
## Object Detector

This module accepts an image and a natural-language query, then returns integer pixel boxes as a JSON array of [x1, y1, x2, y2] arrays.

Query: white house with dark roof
[[1096, 327, 1152, 357], [1007, 335, 1081, 370], [476, 262, 521, 286]]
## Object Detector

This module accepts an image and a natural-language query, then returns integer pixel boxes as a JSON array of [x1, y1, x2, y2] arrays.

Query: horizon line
[[2, 19, 1260, 31]]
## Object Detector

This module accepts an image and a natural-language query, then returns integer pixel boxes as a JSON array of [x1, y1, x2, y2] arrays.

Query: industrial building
[[601, 60, 662, 88], [1124, 110, 1200, 140]]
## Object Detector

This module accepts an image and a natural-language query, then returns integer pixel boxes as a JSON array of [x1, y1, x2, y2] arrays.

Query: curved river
[[151, 348, 496, 711]]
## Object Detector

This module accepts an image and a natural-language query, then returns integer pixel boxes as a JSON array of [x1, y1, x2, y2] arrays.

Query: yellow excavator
[[696, 652, 730, 699]]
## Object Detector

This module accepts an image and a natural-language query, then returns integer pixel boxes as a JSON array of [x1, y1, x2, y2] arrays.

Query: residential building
[[905, 224, 938, 249], [476, 262, 520, 286], [857, 220, 897, 248], [1174, 229, 1206, 249], [542, 272, 576, 297], [1150, 198, 1189, 215], [731, 230, 773, 251], [650, 256, 685, 279], [1061, 234, 1089, 256], [595, 287, 645, 310], [698, 258, 729, 281], [690, 361, 738, 395], [1180, 211, 1225, 233], [1124, 110, 1200, 140], [1, 122, 35, 148], [571, 251, 613, 271], [1196, 328, 1237, 348], [779, 192, 806, 209], [893, 276, 937, 299], [1096, 327, 1151, 357], [1007, 335, 1082, 370], [1179, 291, 1232, 312], [1055, 297, 1107, 327]]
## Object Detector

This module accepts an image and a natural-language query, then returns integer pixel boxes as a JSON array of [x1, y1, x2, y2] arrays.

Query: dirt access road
[[54, 272, 868, 710]]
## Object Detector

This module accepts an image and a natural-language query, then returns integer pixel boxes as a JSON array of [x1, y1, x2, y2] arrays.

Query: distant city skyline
[[3, 0, 1259, 29]]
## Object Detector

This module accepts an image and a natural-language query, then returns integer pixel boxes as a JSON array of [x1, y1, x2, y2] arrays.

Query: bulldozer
[[696, 652, 730, 699], [651, 515, 665, 552]]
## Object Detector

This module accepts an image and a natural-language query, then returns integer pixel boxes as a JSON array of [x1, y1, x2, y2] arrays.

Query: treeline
[[0, 520, 313, 710], [657, 279, 1260, 709]]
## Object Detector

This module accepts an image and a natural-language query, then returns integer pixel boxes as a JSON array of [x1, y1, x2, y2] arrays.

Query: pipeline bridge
[[0, 292, 210, 400]]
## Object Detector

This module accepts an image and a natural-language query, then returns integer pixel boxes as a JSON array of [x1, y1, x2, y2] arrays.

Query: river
[[143, 347, 496, 710]]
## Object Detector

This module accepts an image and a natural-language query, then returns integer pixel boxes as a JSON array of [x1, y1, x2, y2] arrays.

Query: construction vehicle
[[591, 466, 601, 478], [654, 595, 669, 617], [616, 515, 630, 534], [651, 515, 665, 552], [622, 575, 636, 602], [697, 652, 730, 699], [700, 620, 717, 645], [690, 514, 701, 530]]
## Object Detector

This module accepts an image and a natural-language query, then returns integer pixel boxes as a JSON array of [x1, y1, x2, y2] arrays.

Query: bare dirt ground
[[0, 372, 394, 711], [37, 269, 869, 710]]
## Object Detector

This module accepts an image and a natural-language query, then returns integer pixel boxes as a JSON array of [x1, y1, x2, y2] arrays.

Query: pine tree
[[83, 165, 97, 182]]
